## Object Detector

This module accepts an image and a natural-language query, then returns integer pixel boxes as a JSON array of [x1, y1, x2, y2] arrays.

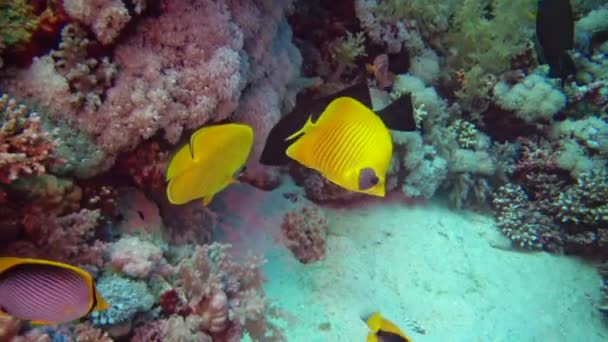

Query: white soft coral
[[493, 74, 566, 123]]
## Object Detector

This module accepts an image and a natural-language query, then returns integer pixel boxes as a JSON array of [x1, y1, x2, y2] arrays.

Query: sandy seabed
[[211, 180, 607, 342]]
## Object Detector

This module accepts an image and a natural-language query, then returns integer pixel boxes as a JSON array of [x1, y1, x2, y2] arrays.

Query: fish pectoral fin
[[0, 257, 26, 273], [202, 194, 215, 206], [29, 320, 55, 326], [366, 332, 379, 342]]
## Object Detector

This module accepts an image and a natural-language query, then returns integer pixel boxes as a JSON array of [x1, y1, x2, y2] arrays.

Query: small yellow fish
[[165, 123, 254, 206], [285, 96, 392, 197], [366, 312, 412, 342], [0, 257, 109, 325]]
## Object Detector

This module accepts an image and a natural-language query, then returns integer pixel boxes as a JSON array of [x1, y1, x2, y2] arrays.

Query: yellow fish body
[[366, 312, 412, 342], [285, 97, 392, 197], [166, 123, 254, 206], [0, 257, 109, 325]]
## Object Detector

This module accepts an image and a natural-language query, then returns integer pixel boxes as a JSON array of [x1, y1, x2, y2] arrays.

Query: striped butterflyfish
[[0, 257, 109, 325]]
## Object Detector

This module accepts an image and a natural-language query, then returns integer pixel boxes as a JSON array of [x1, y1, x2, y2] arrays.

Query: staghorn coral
[[51, 24, 118, 113], [0, 94, 60, 184], [280, 205, 328, 263], [328, 31, 366, 81]]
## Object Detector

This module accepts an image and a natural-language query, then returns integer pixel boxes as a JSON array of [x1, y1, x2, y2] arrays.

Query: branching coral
[[493, 183, 562, 250], [328, 31, 366, 81], [554, 168, 608, 227], [0, 94, 60, 184], [62, 0, 135, 45], [174, 243, 283, 340], [51, 24, 118, 113]]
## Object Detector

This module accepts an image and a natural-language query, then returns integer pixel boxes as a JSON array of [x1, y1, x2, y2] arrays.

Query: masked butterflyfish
[[165, 123, 254, 206], [0, 257, 109, 325], [259, 82, 416, 166], [284, 96, 392, 197], [365, 312, 412, 342]]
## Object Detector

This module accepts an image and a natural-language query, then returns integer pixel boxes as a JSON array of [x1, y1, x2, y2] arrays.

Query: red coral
[[280, 205, 328, 263], [2, 208, 107, 269], [115, 141, 168, 193], [160, 289, 190, 316], [0, 95, 61, 184]]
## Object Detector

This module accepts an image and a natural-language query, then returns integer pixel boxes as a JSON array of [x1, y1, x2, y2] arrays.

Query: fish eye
[[370, 176, 379, 185]]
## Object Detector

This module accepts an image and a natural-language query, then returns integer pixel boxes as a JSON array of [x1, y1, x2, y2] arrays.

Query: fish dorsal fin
[[286, 115, 316, 141], [366, 312, 383, 333], [0, 257, 26, 274], [165, 143, 195, 181], [325, 97, 374, 123], [190, 124, 254, 162]]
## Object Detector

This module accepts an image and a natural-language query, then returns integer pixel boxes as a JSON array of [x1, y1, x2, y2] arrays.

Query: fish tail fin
[[376, 94, 417, 131], [285, 115, 315, 141]]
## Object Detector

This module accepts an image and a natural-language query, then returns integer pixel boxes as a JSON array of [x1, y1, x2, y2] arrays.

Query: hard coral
[[280, 205, 328, 263], [555, 168, 608, 227], [493, 183, 562, 250], [1, 208, 106, 268], [63, 0, 137, 45], [175, 243, 282, 340], [91, 274, 154, 328], [51, 24, 118, 113], [0, 0, 39, 66], [0, 94, 61, 184]]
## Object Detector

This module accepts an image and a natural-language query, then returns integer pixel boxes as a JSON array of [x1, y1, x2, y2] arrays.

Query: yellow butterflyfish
[[165, 123, 254, 206], [285, 96, 392, 197]]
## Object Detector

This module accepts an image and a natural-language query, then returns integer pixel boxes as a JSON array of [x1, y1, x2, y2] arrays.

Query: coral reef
[[0, 94, 60, 184], [280, 204, 328, 263], [1, 0, 608, 337]]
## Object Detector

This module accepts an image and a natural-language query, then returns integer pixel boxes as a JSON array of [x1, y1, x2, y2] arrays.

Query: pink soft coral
[[280, 204, 328, 263], [4, 0, 301, 175]]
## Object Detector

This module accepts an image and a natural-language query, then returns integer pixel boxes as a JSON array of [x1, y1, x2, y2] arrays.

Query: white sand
[[212, 181, 607, 341]]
